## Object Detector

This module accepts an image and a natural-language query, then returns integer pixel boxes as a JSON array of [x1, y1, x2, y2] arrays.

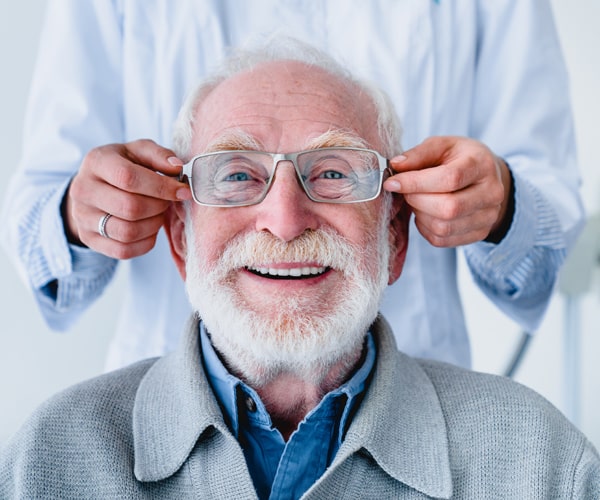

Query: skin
[[64, 133, 512, 260], [63, 77, 512, 258], [64, 139, 192, 258], [384, 136, 512, 246], [62, 53, 511, 434], [62, 53, 511, 435], [164, 61, 409, 439]]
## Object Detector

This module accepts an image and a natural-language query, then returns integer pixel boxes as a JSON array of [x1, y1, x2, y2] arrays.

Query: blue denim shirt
[[199, 323, 376, 500]]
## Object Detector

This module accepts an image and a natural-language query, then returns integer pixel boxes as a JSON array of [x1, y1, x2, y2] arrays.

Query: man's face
[[173, 61, 400, 384]]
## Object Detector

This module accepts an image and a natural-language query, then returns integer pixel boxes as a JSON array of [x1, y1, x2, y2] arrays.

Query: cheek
[[325, 208, 380, 268], [346, 203, 388, 271], [332, 203, 381, 244], [189, 208, 248, 264]]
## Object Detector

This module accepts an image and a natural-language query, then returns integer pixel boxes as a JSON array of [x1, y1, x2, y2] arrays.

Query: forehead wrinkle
[[203, 113, 360, 151], [194, 66, 376, 154], [227, 99, 357, 127]]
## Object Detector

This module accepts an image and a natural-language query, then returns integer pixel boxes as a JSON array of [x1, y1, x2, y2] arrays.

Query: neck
[[251, 348, 364, 441]]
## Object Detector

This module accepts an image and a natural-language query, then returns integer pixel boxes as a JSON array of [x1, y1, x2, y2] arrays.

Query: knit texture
[[2, 315, 599, 499]]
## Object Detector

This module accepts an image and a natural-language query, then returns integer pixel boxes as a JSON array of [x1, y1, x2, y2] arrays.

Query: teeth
[[249, 266, 327, 277]]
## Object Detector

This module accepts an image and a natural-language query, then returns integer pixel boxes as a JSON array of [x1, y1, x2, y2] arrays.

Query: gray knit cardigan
[[1, 315, 599, 499]]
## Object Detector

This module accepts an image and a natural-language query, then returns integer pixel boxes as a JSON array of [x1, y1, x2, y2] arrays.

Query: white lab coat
[[0, 0, 583, 370]]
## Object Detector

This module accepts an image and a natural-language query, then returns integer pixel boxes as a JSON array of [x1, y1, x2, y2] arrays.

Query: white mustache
[[214, 228, 364, 275]]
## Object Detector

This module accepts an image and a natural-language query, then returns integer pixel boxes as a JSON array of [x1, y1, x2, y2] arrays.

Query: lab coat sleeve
[[0, 0, 124, 330], [462, 0, 585, 331]]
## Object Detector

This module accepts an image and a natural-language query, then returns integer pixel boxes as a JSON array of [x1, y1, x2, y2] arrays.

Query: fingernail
[[176, 187, 192, 200], [168, 156, 183, 167], [392, 154, 407, 163], [384, 179, 401, 191]]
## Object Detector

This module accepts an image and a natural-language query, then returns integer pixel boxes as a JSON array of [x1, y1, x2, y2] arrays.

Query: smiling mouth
[[246, 266, 330, 280]]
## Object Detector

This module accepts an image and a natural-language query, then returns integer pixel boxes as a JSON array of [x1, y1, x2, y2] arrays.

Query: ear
[[387, 196, 412, 285], [164, 201, 188, 280]]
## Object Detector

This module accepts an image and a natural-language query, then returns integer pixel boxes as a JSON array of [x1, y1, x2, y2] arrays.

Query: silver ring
[[98, 213, 112, 239]]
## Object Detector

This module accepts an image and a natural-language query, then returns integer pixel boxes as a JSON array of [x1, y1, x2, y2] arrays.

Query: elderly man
[[1, 40, 598, 499]]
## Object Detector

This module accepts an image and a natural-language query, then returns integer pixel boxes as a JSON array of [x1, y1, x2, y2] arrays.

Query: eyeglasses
[[180, 147, 392, 207]]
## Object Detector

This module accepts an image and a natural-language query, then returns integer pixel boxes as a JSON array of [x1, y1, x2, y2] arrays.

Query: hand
[[64, 139, 192, 259], [383, 136, 513, 247]]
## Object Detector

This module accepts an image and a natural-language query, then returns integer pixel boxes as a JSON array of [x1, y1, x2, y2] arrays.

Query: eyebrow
[[304, 129, 371, 150], [204, 128, 370, 154], [204, 130, 264, 153]]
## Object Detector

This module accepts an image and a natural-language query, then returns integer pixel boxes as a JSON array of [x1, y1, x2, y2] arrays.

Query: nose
[[254, 161, 319, 242]]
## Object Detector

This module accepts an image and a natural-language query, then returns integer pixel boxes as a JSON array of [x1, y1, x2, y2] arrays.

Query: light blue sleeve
[[0, 0, 124, 330], [464, 172, 567, 330], [462, 0, 585, 331]]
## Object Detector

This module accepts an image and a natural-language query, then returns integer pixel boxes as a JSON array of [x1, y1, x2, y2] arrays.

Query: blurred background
[[1, 1, 598, 449]]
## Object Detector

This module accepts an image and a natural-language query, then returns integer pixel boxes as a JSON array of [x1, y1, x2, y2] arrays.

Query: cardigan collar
[[132, 314, 452, 498], [330, 315, 453, 498]]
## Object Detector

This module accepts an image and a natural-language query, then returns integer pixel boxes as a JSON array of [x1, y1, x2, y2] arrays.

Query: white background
[[1, 1, 598, 449]]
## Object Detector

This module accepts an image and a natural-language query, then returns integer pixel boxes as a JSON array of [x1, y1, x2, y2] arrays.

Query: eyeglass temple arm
[[384, 159, 394, 179]]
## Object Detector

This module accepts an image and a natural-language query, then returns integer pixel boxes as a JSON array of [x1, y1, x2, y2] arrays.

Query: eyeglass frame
[[179, 146, 394, 207]]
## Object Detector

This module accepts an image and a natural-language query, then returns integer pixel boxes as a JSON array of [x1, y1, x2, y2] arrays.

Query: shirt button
[[245, 396, 257, 413]]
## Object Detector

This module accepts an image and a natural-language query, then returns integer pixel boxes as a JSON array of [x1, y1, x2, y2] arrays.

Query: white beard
[[184, 211, 391, 386]]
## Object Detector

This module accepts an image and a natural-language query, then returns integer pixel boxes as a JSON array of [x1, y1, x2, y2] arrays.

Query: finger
[[77, 210, 164, 260], [103, 158, 191, 202], [384, 161, 478, 195], [405, 178, 504, 220], [90, 141, 191, 202], [91, 232, 161, 260], [93, 212, 166, 244], [71, 178, 173, 222], [124, 139, 184, 176], [413, 208, 499, 247], [403, 187, 484, 219], [388, 136, 456, 173]]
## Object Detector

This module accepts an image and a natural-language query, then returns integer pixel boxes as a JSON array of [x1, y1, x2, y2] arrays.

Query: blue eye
[[224, 172, 252, 182], [320, 170, 346, 180]]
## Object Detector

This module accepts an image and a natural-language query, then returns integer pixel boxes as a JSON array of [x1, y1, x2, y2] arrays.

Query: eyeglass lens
[[190, 148, 385, 206]]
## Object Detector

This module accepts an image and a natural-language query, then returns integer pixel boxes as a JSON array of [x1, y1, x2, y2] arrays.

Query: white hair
[[172, 35, 403, 160]]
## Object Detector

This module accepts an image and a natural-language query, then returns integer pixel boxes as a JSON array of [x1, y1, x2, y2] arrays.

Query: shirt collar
[[199, 321, 376, 443], [132, 315, 452, 498]]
